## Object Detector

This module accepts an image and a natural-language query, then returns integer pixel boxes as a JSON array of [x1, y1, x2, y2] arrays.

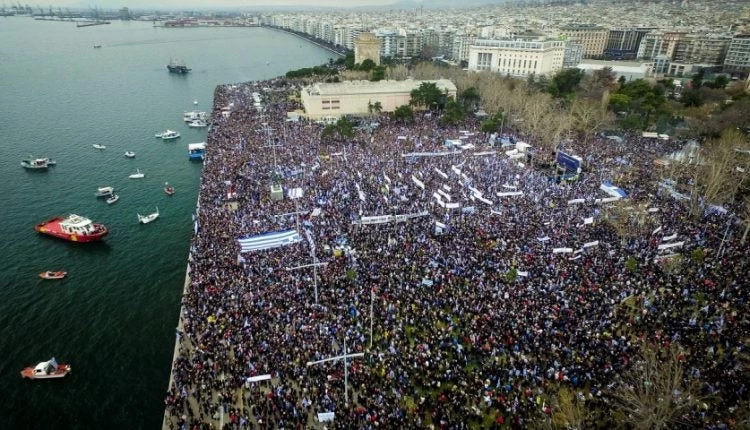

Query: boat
[[106, 194, 119, 204], [93, 44, 102, 48], [156, 130, 180, 140], [129, 169, 144, 179], [93, 144, 106, 150], [124, 151, 136, 158], [188, 142, 206, 161], [95, 186, 114, 197], [183, 111, 208, 122], [187, 119, 207, 128], [137, 207, 159, 224], [35, 214, 108, 242], [167, 58, 191, 74], [21, 156, 56, 169], [164, 183, 175, 196], [193, 100, 198, 105], [39, 271, 67, 280], [20, 358, 71, 379]]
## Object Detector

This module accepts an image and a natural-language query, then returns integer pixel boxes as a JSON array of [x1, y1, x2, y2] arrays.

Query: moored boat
[[137, 207, 159, 224], [93, 144, 106, 150], [124, 151, 136, 158], [188, 119, 208, 128], [164, 183, 175, 196], [160, 130, 180, 140], [39, 271, 67, 280], [129, 169, 144, 179], [106, 194, 119, 204], [95, 186, 114, 197], [21, 157, 56, 169], [20, 358, 71, 379], [183, 111, 207, 122], [35, 214, 108, 243], [188, 142, 206, 161]]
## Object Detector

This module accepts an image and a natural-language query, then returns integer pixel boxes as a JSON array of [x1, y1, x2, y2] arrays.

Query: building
[[468, 38, 565, 77], [637, 32, 686, 60], [605, 28, 654, 59], [672, 34, 731, 66], [559, 24, 608, 58], [724, 34, 750, 78], [300, 79, 457, 120], [577, 60, 653, 82], [563, 41, 584, 69], [355, 32, 381, 66], [373, 29, 400, 58]]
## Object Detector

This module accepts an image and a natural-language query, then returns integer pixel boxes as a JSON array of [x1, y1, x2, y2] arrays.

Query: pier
[[76, 20, 110, 28]]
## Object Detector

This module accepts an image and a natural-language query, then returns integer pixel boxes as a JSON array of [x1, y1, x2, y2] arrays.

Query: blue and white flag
[[238, 230, 302, 253]]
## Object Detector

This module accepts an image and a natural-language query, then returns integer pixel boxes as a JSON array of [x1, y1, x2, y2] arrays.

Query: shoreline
[[263, 25, 347, 57], [162, 261, 191, 430]]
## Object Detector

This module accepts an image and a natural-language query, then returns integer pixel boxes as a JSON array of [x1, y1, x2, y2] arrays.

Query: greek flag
[[238, 230, 302, 253], [49, 357, 58, 368]]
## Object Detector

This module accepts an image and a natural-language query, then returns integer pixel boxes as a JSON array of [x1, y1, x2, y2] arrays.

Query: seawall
[[262, 25, 348, 57]]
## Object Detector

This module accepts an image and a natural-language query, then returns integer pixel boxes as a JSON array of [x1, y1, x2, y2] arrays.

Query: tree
[[440, 98, 466, 126], [370, 66, 386, 82], [359, 59, 376, 72], [410, 82, 444, 110], [710, 74, 729, 89], [321, 117, 355, 142], [548, 68, 585, 99], [610, 344, 704, 430], [690, 129, 750, 215], [372, 101, 383, 115], [691, 69, 705, 90], [458, 86, 481, 111], [393, 105, 414, 123], [681, 89, 704, 108]]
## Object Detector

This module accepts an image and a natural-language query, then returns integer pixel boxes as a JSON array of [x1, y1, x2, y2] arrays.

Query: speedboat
[[95, 186, 114, 197], [39, 271, 66, 280], [94, 44, 102, 48], [106, 194, 119, 204], [124, 151, 136, 158], [160, 130, 180, 140], [21, 157, 56, 169], [188, 119, 207, 128], [137, 207, 159, 224], [35, 214, 108, 243], [183, 111, 207, 122], [21, 358, 71, 379], [129, 169, 144, 179], [164, 183, 175, 196], [93, 144, 106, 150]]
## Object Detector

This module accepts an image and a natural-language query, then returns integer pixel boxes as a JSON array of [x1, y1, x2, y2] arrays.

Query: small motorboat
[[21, 156, 56, 169], [160, 130, 180, 141], [39, 271, 67, 280], [94, 44, 102, 48], [129, 169, 144, 179], [137, 207, 159, 224], [188, 119, 207, 128], [93, 144, 106, 150], [124, 151, 136, 158], [95, 186, 114, 197], [164, 183, 175, 196], [106, 194, 119, 204], [21, 358, 71, 379], [193, 100, 198, 105]]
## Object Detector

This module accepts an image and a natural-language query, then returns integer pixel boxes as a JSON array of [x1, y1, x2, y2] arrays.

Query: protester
[[164, 79, 749, 430]]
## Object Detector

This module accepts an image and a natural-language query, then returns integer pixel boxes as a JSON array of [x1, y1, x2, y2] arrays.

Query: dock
[[76, 20, 110, 28]]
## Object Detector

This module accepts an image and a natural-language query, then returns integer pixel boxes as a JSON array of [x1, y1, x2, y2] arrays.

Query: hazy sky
[[39, 0, 418, 8]]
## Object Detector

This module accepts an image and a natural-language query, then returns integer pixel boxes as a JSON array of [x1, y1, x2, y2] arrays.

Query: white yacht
[[188, 119, 207, 128], [93, 144, 106, 150], [106, 194, 119, 204], [160, 130, 180, 140], [129, 169, 144, 179], [137, 207, 159, 224], [124, 151, 136, 158], [183, 111, 207, 122], [95, 186, 114, 197]]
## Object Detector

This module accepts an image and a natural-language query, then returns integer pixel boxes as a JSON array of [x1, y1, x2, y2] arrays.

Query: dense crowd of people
[[163, 78, 749, 430]]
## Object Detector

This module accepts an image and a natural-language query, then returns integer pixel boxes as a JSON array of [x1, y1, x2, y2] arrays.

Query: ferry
[[21, 358, 71, 379], [167, 58, 191, 74], [35, 214, 108, 243], [21, 157, 56, 170]]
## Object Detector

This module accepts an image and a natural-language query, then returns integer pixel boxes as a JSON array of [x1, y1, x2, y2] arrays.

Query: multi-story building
[[723, 34, 750, 77], [672, 34, 731, 65], [468, 38, 565, 77], [399, 29, 424, 59], [451, 31, 478, 63], [637, 32, 686, 60], [563, 41, 584, 69], [605, 28, 654, 59], [374, 29, 400, 58], [559, 24, 608, 58]]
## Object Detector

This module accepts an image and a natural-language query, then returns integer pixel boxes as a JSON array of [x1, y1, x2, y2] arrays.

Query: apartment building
[[605, 28, 654, 59], [468, 38, 565, 77], [559, 24, 608, 58], [637, 32, 686, 60], [672, 34, 731, 65], [724, 34, 750, 77]]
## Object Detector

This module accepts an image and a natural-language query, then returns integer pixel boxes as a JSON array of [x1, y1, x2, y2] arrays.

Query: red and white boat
[[35, 214, 108, 243], [39, 271, 67, 280], [164, 182, 175, 196], [21, 358, 71, 379]]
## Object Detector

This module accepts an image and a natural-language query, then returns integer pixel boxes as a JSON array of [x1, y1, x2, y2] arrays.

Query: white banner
[[583, 240, 599, 248], [497, 191, 523, 197], [583, 217, 594, 225], [662, 233, 678, 242], [595, 197, 621, 204], [402, 151, 461, 158], [435, 168, 448, 179], [568, 199, 585, 205], [412, 175, 425, 190], [658, 241, 684, 250], [652, 226, 662, 235], [445, 202, 460, 209], [553, 247, 574, 254], [318, 412, 335, 422]]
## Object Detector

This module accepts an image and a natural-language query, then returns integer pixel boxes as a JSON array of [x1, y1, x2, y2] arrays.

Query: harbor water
[[0, 18, 334, 429]]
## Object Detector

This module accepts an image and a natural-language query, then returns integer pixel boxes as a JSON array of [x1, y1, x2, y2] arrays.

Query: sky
[[32, 0, 423, 9]]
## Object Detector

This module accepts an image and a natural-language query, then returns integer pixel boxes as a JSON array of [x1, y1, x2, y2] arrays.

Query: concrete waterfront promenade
[[160, 77, 750, 429]]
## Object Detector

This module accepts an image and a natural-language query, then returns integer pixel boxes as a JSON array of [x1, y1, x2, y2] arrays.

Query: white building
[[577, 60, 653, 81], [300, 79, 458, 120], [468, 38, 565, 77]]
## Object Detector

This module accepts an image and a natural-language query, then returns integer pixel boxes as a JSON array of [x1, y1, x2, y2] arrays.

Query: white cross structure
[[306, 338, 365, 405], [286, 259, 327, 305]]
